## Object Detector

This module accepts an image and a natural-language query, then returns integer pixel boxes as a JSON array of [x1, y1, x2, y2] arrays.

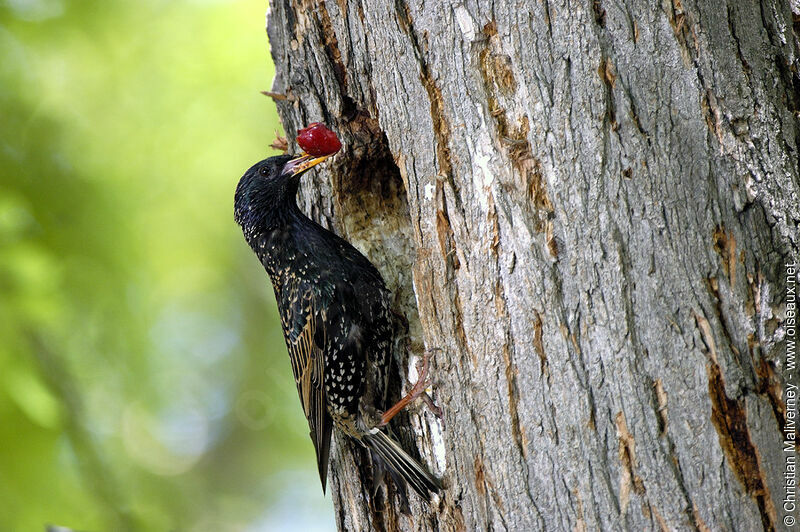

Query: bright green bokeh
[[0, 1, 334, 530]]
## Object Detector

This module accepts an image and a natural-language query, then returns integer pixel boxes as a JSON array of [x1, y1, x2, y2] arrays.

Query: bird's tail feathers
[[362, 428, 441, 501]]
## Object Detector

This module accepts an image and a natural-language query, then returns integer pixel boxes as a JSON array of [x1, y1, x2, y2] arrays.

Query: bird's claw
[[378, 349, 441, 427], [420, 391, 443, 420]]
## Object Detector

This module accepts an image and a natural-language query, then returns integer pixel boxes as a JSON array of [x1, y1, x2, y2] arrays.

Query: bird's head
[[234, 153, 332, 231]]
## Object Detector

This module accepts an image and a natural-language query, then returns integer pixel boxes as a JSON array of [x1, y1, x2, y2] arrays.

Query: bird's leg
[[378, 349, 441, 427]]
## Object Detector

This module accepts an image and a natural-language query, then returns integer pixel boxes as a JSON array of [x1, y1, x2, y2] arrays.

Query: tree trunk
[[266, 1, 799, 530]]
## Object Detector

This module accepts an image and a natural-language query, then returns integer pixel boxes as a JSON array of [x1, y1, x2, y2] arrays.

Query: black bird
[[234, 152, 441, 504]]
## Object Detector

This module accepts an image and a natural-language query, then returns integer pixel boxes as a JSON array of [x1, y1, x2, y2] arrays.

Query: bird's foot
[[378, 349, 441, 427]]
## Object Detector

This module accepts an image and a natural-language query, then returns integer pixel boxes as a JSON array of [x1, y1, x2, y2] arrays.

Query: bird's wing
[[280, 282, 333, 492]]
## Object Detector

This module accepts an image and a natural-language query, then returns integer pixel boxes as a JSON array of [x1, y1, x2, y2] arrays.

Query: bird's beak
[[282, 154, 332, 177]]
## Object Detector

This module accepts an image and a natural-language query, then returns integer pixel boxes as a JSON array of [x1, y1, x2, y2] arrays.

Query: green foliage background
[[0, 1, 333, 529]]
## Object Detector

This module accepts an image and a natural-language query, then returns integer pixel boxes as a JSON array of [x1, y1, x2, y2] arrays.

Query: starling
[[234, 152, 441, 504]]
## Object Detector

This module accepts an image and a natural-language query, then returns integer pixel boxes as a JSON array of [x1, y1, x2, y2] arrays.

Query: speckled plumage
[[234, 154, 440, 502]]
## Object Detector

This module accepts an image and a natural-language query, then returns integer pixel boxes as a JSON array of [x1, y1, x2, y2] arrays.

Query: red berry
[[296, 122, 342, 156]]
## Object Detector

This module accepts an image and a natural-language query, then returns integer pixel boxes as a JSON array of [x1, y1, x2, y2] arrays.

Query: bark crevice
[[266, 0, 798, 529]]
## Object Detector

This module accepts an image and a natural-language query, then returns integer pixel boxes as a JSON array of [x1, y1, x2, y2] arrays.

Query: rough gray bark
[[266, 0, 799, 530]]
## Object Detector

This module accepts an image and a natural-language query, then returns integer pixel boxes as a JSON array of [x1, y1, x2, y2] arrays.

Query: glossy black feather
[[234, 155, 438, 500], [280, 281, 333, 490]]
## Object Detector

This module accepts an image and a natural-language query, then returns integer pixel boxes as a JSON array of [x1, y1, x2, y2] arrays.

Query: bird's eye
[[258, 167, 269, 177]]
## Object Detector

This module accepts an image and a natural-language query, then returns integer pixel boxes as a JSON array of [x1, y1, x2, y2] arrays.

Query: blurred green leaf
[[4, 366, 62, 429], [0, 0, 335, 530]]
